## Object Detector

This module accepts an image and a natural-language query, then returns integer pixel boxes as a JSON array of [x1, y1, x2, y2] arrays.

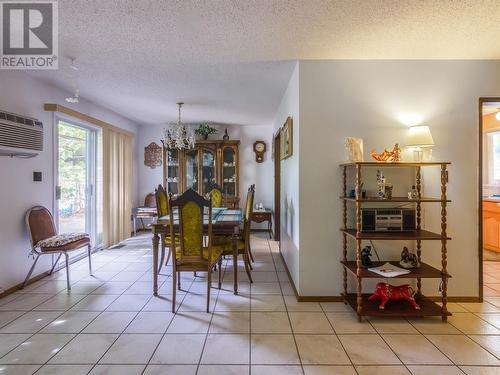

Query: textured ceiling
[[29, 0, 500, 126]]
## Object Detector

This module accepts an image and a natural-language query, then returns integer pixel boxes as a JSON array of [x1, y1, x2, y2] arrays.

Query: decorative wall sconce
[[144, 142, 162, 169]]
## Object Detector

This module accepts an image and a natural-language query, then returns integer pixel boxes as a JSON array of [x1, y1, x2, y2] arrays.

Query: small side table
[[251, 208, 273, 239]]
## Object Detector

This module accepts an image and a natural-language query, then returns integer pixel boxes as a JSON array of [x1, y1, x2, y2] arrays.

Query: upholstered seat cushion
[[212, 236, 245, 251], [36, 233, 89, 248], [175, 246, 224, 265]]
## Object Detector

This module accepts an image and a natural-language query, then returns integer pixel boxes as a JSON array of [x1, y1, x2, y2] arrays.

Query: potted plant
[[195, 123, 217, 140]]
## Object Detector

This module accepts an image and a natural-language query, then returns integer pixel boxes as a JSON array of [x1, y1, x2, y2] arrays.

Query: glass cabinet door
[[201, 148, 216, 195], [166, 148, 180, 195], [185, 149, 199, 192], [222, 146, 236, 197]]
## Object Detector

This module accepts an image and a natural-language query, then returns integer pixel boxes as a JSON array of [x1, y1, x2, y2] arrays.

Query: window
[[55, 119, 103, 255]]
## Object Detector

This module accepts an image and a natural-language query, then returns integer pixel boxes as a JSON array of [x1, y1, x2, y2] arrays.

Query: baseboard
[[298, 295, 344, 302], [277, 251, 299, 299], [427, 296, 482, 303], [277, 248, 481, 304], [0, 270, 51, 299], [0, 247, 102, 300]]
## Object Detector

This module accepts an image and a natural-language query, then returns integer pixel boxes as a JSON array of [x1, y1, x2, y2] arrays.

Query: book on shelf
[[368, 262, 411, 277]]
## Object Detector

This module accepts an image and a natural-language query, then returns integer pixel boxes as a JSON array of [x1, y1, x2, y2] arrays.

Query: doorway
[[55, 119, 102, 257], [274, 131, 281, 242], [479, 98, 500, 300]]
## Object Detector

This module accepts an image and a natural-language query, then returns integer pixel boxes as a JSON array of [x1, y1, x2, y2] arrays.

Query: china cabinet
[[162, 140, 240, 206]]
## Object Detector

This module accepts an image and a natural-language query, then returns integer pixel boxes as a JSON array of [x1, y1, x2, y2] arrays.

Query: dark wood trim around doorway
[[274, 131, 281, 242], [478, 97, 500, 302]]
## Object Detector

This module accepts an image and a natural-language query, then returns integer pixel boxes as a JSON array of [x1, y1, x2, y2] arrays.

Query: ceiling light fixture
[[65, 58, 80, 104], [163, 102, 195, 150]]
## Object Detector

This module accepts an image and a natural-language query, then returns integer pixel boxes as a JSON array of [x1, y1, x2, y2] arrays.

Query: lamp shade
[[406, 125, 434, 147]]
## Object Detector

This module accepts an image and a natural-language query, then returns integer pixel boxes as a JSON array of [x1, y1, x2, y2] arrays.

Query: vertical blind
[[103, 128, 133, 247]]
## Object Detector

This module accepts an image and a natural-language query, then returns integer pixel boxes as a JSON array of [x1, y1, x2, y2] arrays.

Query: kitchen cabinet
[[483, 201, 500, 253]]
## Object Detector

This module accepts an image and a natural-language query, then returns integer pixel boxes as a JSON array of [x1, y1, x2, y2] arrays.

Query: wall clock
[[253, 141, 266, 163]]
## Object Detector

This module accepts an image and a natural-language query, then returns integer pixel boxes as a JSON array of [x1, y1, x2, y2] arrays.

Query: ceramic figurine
[[377, 170, 386, 199], [368, 282, 421, 310], [400, 247, 420, 269], [361, 246, 373, 268]]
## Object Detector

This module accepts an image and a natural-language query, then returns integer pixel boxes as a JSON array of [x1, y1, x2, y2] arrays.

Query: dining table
[[151, 207, 243, 296]]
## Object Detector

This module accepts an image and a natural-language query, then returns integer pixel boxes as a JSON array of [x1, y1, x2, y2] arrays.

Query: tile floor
[[484, 261, 500, 298], [0, 234, 499, 374]]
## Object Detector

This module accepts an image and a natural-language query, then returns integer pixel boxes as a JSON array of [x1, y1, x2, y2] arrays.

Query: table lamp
[[406, 125, 434, 161]]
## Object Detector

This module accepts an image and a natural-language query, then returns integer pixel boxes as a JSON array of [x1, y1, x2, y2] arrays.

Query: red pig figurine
[[368, 282, 420, 310]]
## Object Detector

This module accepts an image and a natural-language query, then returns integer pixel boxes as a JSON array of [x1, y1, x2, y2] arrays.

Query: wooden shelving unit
[[340, 161, 451, 322]]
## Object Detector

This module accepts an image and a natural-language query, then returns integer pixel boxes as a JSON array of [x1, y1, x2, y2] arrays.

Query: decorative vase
[[202, 134, 209, 140], [223, 129, 229, 141]]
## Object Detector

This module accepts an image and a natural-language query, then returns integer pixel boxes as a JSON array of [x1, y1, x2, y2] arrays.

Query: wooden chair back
[[242, 184, 255, 242], [169, 188, 213, 264], [155, 184, 169, 217], [144, 192, 156, 208], [26, 206, 57, 248], [207, 185, 223, 208]]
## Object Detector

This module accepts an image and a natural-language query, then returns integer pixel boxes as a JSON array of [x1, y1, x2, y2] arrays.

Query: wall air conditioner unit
[[0, 110, 43, 158]]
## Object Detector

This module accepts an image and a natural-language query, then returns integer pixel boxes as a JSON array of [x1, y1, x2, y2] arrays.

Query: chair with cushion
[[22, 206, 92, 290], [169, 188, 223, 313], [155, 184, 174, 272], [214, 184, 255, 283], [132, 192, 158, 235]]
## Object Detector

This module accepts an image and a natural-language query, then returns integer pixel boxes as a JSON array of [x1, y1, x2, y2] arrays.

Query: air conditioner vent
[[0, 110, 43, 157]]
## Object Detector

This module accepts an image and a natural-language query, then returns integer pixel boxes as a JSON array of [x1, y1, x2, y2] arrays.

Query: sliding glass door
[[55, 119, 102, 255]]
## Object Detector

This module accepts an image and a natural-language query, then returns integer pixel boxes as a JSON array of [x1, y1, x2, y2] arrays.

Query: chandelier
[[163, 102, 195, 150]]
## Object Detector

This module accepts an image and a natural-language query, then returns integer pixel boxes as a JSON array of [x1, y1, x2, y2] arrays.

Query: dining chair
[[169, 188, 223, 312], [214, 184, 255, 283], [155, 184, 173, 272], [22, 206, 92, 291], [132, 192, 158, 235], [207, 184, 223, 208]]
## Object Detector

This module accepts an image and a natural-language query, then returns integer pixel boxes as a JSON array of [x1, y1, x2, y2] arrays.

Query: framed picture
[[280, 116, 293, 160]]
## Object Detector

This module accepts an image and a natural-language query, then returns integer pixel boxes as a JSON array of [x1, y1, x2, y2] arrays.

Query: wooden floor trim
[[277, 247, 481, 303]]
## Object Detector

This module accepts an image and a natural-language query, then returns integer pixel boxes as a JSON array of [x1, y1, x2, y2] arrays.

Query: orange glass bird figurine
[[371, 143, 401, 162]]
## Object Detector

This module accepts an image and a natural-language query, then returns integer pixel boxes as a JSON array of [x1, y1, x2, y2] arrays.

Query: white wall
[[272, 62, 300, 288], [136, 123, 274, 224], [0, 71, 139, 293], [296, 60, 500, 297]]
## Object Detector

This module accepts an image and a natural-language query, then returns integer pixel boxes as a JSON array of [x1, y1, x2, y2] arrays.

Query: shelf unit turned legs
[[441, 164, 449, 321], [416, 167, 422, 297], [339, 161, 451, 321], [342, 166, 348, 301], [355, 164, 363, 321]]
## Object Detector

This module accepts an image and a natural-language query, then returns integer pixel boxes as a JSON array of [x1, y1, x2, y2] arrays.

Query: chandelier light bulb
[[163, 102, 195, 150]]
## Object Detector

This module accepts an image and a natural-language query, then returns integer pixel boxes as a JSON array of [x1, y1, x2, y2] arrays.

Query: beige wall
[[290, 60, 500, 297], [273, 62, 300, 288]]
